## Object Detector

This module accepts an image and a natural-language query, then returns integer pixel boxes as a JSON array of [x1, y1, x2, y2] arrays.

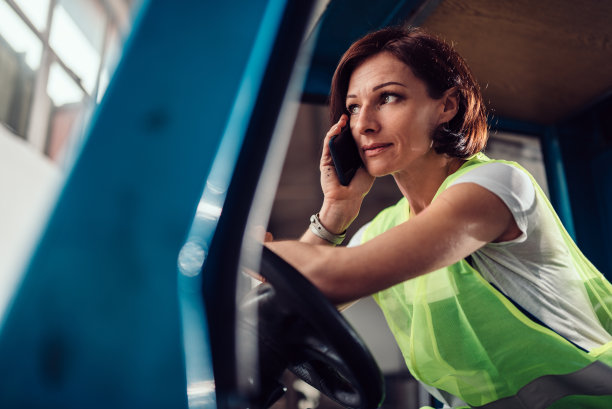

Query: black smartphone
[[329, 126, 363, 186]]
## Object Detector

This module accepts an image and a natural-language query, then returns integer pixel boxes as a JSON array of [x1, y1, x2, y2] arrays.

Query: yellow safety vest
[[361, 153, 612, 408]]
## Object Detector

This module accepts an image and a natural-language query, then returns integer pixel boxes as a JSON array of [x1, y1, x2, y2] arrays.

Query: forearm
[[265, 241, 365, 304], [268, 185, 514, 306]]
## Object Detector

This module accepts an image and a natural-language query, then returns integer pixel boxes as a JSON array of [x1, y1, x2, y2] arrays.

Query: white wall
[[0, 124, 61, 323]]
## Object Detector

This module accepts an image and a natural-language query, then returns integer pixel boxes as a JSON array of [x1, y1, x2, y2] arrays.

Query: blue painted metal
[[556, 98, 612, 279], [0, 0, 285, 407], [194, 1, 318, 405], [177, 0, 299, 407], [541, 127, 577, 240], [590, 149, 612, 276]]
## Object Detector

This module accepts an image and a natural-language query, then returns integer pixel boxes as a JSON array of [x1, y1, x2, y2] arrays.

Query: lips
[[362, 143, 392, 156]]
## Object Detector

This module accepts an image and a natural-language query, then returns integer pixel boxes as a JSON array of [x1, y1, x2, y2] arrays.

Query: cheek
[[404, 136, 432, 155], [408, 108, 439, 144], [395, 116, 434, 150], [415, 104, 440, 130]]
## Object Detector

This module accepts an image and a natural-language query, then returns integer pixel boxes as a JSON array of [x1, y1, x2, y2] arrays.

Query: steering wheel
[[239, 246, 385, 409]]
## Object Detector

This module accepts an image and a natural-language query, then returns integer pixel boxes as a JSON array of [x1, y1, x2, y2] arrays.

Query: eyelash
[[382, 92, 400, 104], [346, 92, 402, 115], [346, 104, 359, 115]]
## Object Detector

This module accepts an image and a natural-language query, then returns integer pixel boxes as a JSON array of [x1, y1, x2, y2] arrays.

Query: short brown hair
[[329, 27, 488, 158]]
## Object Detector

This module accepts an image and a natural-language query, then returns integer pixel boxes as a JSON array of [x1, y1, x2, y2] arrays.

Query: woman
[[267, 27, 612, 408]]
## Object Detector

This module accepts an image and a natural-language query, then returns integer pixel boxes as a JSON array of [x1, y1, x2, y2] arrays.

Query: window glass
[[45, 62, 85, 161], [0, 0, 140, 160], [0, 0, 42, 137], [97, 25, 120, 102], [47, 62, 84, 106], [13, 0, 51, 32], [49, 1, 103, 95], [0, 2, 43, 70]]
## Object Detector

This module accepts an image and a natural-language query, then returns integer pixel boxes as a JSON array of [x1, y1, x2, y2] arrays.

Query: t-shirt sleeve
[[449, 162, 536, 242], [347, 222, 370, 247]]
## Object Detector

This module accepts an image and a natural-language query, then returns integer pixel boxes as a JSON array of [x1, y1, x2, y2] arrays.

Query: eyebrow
[[346, 81, 407, 99]]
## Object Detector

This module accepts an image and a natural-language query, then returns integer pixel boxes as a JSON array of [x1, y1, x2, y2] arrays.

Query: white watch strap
[[309, 213, 346, 245]]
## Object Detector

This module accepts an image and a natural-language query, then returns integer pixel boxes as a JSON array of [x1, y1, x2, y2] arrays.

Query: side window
[[0, 0, 141, 165]]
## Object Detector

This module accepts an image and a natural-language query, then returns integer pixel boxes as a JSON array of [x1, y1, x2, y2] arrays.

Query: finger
[[242, 267, 266, 283], [321, 115, 349, 167], [324, 115, 348, 144], [264, 232, 274, 242], [251, 225, 271, 243]]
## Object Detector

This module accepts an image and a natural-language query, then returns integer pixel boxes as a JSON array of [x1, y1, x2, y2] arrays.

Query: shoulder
[[449, 162, 536, 240], [451, 162, 535, 207], [453, 161, 532, 188]]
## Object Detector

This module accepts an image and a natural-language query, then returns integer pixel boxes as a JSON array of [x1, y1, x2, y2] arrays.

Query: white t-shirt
[[351, 162, 612, 351]]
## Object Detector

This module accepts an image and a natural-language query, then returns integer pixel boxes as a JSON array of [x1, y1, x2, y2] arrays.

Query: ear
[[438, 87, 459, 124]]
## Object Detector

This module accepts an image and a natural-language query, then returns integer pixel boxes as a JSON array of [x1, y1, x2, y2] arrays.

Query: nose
[[353, 104, 380, 136]]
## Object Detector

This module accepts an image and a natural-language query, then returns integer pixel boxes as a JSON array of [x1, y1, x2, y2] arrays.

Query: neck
[[393, 154, 464, 215]]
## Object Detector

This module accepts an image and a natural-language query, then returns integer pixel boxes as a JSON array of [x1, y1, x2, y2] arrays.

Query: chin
[[365, 164, 392, 178]]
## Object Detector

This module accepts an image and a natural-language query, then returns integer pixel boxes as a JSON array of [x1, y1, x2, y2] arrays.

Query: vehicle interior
[[0, 0, 611, 408]]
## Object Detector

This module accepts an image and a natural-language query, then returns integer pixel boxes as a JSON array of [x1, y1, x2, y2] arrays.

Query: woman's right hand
[[317, 114, 374, 234]]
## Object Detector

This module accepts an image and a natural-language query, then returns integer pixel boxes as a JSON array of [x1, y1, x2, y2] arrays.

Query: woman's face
[[346, 52, 445, 177]]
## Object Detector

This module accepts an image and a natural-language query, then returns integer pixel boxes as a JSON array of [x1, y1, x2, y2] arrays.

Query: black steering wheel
[[238, 246, 385, 409]]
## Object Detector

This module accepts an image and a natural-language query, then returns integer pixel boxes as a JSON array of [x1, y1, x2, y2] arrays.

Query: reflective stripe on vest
[[473, 362, 612, 409], [361, 153, 612, 408]]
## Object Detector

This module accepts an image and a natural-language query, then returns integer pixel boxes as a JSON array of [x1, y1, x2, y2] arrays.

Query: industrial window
[[0, 0, 139, 164]]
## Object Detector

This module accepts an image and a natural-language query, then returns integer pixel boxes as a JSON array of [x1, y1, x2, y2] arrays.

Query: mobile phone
[[329, 126, 363, 186]]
